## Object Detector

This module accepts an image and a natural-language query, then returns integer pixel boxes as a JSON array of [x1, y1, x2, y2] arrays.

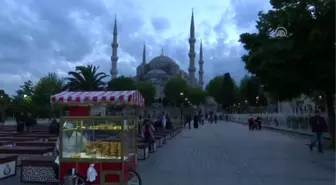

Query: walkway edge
[[230, 120, 331, 140]]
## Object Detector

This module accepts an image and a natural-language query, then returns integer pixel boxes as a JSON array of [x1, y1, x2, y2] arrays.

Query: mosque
[[110, 10, 205, 98]]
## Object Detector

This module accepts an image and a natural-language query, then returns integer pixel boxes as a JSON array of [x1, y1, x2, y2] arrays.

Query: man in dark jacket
[[25, 113, 37, 132], [16, 112, 25, 132], [49, 117, 59, 135], [309, 110, 328, 153]]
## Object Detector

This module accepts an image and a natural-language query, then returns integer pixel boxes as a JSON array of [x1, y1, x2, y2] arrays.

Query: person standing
[[248, 115, 255, 130], [185, 114, 192, 129], [15, 112, 25, 132], [161, 112, 166, 132], [193, 113, 199, 129], [48, 116, 59, 135], [141, 120, 155, 151], [25, 113, 37, 132], [309, 110, 328, 153], [214, 114, 218, 124]]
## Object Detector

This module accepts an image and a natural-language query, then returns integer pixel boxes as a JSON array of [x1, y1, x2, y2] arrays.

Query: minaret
[[142, 44, 146, 64], [188, 9, 196, 86], [110, 15, 119, 80], [198, 41, 204, 88]]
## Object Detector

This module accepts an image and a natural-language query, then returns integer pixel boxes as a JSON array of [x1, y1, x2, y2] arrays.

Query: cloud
[[151, 17, 170, 32], [0, 0, 271, 94]]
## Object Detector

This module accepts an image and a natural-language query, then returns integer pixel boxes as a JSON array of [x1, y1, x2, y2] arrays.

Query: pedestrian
[[214, 114, 217, 124], [141, 119, 155, 152], [25, 113, 37, 132], [15, 112, 25, 132], [248, 115, 255, 130], [185, 114, 191, 129], [309, 110, 328, 153], [161, 112, 166, 132], [255, 116, 262, 130], [193, 113, 199, 129], [48, 116, 59, 135]]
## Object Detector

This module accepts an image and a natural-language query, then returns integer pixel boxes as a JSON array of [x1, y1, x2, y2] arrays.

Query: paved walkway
[[138, 121, 335, 185]]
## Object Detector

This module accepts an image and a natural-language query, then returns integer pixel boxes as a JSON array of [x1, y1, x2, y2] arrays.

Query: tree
[[163, 77, 188, 105], [187, 87, 207, 106], [107, 76, 136, 91], [136, 82, 156, 106], [239, 75, 268, 106], [205, 76, 223, 105], [239, 0, 335, 146], [11, 80, 35, 114], [32, 73, 64, 118], [0, 90, 10, 121], [221, 73, 239, 108], [64, 65, 108, 91]]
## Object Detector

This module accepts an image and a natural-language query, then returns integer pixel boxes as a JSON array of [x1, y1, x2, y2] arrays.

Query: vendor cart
[[51, 90, 144, 185]]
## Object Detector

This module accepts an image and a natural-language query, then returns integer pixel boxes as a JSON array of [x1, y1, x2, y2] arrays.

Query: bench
[[154, 136, 164, 148], [0, 146, 54, 165], [1, 137, 39, 142], [154, 133, 167, 144], [15, 142, 55, 148], [138, 139, 157, 153], [137, 143, 149, 160], [0, 154, 17, 180], [21, 156, 58, 184], [0, 141, 12, 147]]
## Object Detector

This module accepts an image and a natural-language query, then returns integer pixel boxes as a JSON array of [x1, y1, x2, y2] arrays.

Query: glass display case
[[59, 116, 137, 162]]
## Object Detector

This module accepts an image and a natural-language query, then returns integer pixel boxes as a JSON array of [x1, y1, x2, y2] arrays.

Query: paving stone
[[137, 121, 335, 185]]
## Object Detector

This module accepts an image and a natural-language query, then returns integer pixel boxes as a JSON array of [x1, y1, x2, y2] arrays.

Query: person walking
[[193, 113, 199, 129], [15, 112, 25, 132], [185, 114, 192, 129], [214, 114, 217, 124], [309, 110, 328, 153]]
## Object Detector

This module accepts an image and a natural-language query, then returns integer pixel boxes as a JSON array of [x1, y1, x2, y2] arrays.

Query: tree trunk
[[325, 92, 335, 149]]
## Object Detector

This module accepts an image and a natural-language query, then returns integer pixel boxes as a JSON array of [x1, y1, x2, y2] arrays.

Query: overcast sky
[[0, 0, 271, 95]]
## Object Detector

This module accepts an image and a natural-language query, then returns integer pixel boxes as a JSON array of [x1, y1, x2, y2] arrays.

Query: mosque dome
[[148, 55, 179, 68]]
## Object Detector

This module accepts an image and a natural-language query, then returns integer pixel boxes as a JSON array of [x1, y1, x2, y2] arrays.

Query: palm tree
[[63, 65, 108, 91]]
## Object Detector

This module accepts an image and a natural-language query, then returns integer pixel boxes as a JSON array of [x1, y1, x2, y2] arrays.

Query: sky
[[0, 0, 271, 95]]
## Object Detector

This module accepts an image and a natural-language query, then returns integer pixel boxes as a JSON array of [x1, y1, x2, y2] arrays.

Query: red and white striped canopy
[[50, 91, 145, 107]]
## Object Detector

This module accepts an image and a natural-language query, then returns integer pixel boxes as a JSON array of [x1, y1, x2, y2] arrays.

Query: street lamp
[[245, 100, 248, 103], [180, 92, 184, 96]]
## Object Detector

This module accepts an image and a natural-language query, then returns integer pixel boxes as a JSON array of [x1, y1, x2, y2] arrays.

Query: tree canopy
[[239, 0, 335, 145], [163, 77, 189, 105], [107, 76, 136, 91], [0, 89, 10, 120], [32, 73, 64, 117], [64, 65, 108, 91], [136, 82, 156, 105], [206, 73, 239, 108], [107, 76, 156, 105], [205, 76, 223, 105], [187, 87, 207, 106]]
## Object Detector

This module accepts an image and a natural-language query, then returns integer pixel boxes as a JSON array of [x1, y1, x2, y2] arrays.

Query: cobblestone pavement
[[1, 121, 334, 185], [137, 121, 335, 185]]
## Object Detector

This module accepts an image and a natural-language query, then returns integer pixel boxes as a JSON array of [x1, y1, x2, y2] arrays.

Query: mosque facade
[[110, 11, 205, 98]]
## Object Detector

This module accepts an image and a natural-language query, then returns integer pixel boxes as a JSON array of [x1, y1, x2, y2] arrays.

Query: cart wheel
[[128, 169, 142, 185]]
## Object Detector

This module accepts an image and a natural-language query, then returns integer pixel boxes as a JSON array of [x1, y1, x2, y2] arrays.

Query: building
[[110, 10, 205, 98]]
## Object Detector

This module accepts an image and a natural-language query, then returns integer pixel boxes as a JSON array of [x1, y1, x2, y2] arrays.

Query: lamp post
[[180, 92, 184, 127]]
